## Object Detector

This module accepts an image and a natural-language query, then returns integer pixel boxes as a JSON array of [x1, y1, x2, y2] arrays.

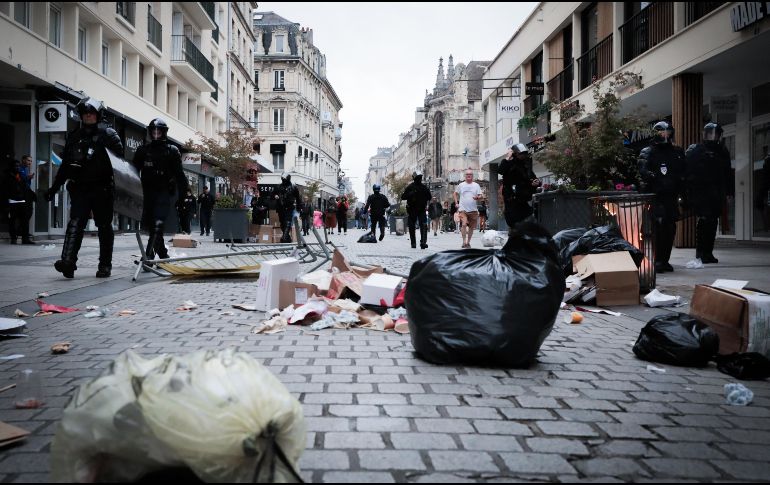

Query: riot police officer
[[132, 118, 188, 262], [274, 172, 301, 243], [498, 143, 541, 230], [401, 170, 432, 249], [364, 184, 390, 242], [638, 121, 685, 273], [45, 97, 123, 278], [685, 122, 733, 264]]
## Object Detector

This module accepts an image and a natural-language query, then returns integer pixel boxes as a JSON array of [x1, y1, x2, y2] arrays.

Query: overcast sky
[[261, 2, 538, 197]]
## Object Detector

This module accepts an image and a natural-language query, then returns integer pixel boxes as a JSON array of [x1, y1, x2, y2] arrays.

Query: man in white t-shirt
[[453, 169, 482, 248]]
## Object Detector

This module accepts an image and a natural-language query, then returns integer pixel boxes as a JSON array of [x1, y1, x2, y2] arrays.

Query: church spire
[[434, 57, 445, 92], [447, 54, 455, 81]]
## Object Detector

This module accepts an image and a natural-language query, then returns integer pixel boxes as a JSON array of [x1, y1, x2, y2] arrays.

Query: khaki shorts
[[459, 211, 479, 228]]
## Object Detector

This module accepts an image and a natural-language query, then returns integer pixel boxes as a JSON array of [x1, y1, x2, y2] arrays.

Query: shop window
[[752, 81, 770, 118]]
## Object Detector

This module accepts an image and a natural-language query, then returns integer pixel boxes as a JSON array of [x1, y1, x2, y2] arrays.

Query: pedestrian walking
[[3, 157, 35, 245], [402, 171, 432, 249], [454, 169, 482, 248], [337, 196, 349, 234], [639, 121, 686, 273], [197, 186, 215, 236], [44, 97, 124, 278], [364, 184, 390, 242], [324, 197, 337, 237], [685, 122, 733, 264], [478, 200, 488, 232], [177, 188, 197, 234], [251, 193, 268, 226], [354, 206, 361, 229], [428, 196, 443, 236], [274, 172, 302, 243], [450, 200, 459, 233], [498, 143, 541, 231], [300, 196, 312, 236]]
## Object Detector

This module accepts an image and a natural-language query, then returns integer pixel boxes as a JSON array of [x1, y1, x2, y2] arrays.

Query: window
[[139, 62, 145, 97], [275, 34, 284, 53], [274, 70, 285, 90], [49, 5, 61, 47], [77, 26, 87, 61], [273, 108, 285, 131], [116, 2, 135, 25], [254, 70, 259, 90], [101, 43, 109, 75], [253, 110, 259, 130], [121, 56, 127, 86], [13, 2, 30, 28], [273, 152, 284, 170]]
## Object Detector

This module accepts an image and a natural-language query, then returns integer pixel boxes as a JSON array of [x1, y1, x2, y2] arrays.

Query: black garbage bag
[[563, 225, 644, 274], [633, 314, 719, 367], [358, 232, 377, 243], [552, 227, 588, 274], [714, 352, 770, 380], [405, 222, 565, 367]]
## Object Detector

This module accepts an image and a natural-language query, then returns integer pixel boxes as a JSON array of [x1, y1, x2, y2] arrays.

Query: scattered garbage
[[481, 230, 507, 247], [357, 232, 377, 243], [310, 310, 360, 331], [714, 353, 770, 380], [0, 354, 25, 360], [14, 309, 28, 318], [219, 311, 235, 316], [0, 318, 26, 333], [253, 316, 289, 335], [563, 311, 584, 324], [86, 305, 99, 311], [0, 420, 30, 448], [558, 225, 644, 276], [299, 270, 333, 291], [176, 300, 199, 311], [575, 306, 623, 316], [646, 364, 667, 374], [50, 348, 306, 482], [41, 244, 56, 250], [331, 299, 362, 313], [289, 299, 328, 324], [37, 292, 50, 298], [644, 289, 682, 308], [14, 369, 44, 409], [394, 319, 410, 334], [117, 310, 137, 316], [633, 314, 719, 367], [724, 383, 754, 406], [686, 258, 704, 269], [232, 304, 258, 311], [387, 307, 408, 320], [84, 307, 109, 318], [51, 342, 72, 354], [32, 312, 53, 318], [36, 301, 79, 313], [406, 222, 565, 367], [0, 384, 16, 394]]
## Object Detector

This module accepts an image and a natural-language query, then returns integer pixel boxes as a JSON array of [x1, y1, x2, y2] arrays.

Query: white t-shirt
[[455, 181, 481, 212]]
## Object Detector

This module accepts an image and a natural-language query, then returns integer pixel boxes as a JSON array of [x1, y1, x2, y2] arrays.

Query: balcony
[[619, 2, 674, 65], [212, 23, 220, 44], [116, 2, 135, 25], [684, 2, 724, 26], [577, 34, 613, 90], [211, 79, 218, 102], [171, 35, 215, 92], [200, 2, 216, 23], [546, 62, 573, 103], [178, 3, 216, 31], [147, 11, 162, 51]]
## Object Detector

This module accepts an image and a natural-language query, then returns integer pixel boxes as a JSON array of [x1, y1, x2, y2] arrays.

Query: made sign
[[38, 103, 67, 132], [525, 82, 545, 96], [731, 2, 769, 31], [497, 98, 521, 119]]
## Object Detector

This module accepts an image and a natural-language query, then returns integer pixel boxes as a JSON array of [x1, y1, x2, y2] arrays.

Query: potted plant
[[209, 194, 249, 243], [533, 71, 646, 234]]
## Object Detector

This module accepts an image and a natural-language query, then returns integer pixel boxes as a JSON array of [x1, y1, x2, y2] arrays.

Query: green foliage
[[518, 101, 554, 130], [391, 205, 408, 217], [304, 180, 321, 203], [383, 172, 412, 201], [214, 194, 239, 209], [535, 72, 645, 190]]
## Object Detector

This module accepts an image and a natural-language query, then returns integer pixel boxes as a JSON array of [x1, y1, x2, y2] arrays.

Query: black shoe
[[701, 255, 719, 264], [662, 262, 674, 272], [411, 243, 417, 248], [420, 243, 428, 249], [379, 233, 384, 241], [54, 260, 76, 278], [434, 232, 437, 236], [655, 262, 667, 274], [200, 232, 204, 236], [96, 265, 112, 278]]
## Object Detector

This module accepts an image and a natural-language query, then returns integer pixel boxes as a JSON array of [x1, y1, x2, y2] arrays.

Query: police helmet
[[147, 118, 169, 141], [511, 143, 528, 155], [652, 121, 674, 144], [76, 97, 104, 122], [373, 184, 381, 193], [412, 170, 423, 182], [703, 122, 723, 143], [281, 171, 291, 183]]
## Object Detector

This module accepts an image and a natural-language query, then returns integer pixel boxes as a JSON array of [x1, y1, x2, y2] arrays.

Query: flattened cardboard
[[0, 421, 29, 446], [573, 252, 639, 306], [331, 249, 384, 278], [171, 234, 197, 248], [326, 272, 364, 301], [279, 280, 320, 309]]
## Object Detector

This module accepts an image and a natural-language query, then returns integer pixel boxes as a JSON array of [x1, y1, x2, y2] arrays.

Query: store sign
[[38, 103, 67, 132], [525, 82, 545, 96], [497, 98, 521, 119], [182, 152, 202, 165], [711, 95, 739, 114], [730, 2, 769, 31]]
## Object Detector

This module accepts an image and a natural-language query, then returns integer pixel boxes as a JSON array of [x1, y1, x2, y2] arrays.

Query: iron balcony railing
[[211, 79, 218, 101], [684, 2, 724, 26], [523, 95, 539, 115], [171, 35, 215, 87], [577, 34, 613, 90], [619, 2, 674, 65], [212, 23, 220, 44], [546, 62, 573, 103], [199, 2, 216, 23], [147, 11, 162, 50], [116, 2, 135, 25]]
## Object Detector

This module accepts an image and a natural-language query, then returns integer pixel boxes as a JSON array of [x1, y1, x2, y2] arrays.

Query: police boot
[[701, 217, 719, 264], [55, 219, 82, 278], [419, 225, 428, 249], [96, 224, 114, 278], [695, 217, 706, 260], [409, 224, 417, 248], [153, 221, 169, 259], [379, 228, 385, 241]]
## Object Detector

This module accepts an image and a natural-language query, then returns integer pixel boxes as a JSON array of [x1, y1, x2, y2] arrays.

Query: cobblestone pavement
[[1, 228, 770, 482]]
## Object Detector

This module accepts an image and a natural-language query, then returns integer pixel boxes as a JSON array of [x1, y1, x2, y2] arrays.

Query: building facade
[[252, 11, 343, 211], [480, 2, 770, 240], [365, 146, 393, 200], [0, 1, 231, 237], [226, 2, 256, 130]]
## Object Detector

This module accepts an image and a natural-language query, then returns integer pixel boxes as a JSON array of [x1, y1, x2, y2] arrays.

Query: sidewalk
[[0, 230, 769, 481]]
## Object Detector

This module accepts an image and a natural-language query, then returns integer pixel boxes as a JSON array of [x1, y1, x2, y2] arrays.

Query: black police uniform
[[275, 178, 302, 243], [499, 152, 538, 228], [48, 113, 123, 277], [177, 192, 197, 234], [685, 140, 732, 263], [364, 190, 390, 241], [401, 179, 432, 248], [638, 142, 685, 269]]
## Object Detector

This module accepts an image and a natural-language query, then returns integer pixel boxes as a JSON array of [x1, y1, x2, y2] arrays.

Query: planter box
[[533, 190, 620, 235], [213, 208, 249, 243]]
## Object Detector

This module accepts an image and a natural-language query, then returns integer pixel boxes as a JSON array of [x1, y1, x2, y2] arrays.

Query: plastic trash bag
[[561, 225, 644, 275], [405, 222, 565, 367], [643, 289, 682, 308], [552, 227, 587, 272], [714, 352, 770, 380], [632, 314, 719, 367], [686, 258, 704, 269], [481, 230, 507, 247], [724, 383, 754, 406], [357, 232, 377, 243], [51, 348, 305, 483]]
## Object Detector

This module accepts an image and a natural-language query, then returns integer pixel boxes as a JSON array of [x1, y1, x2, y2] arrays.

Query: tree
[[303, 180, 321, 209], [536, 72, 646, 190], [345, 192, 358, 206], [185, 128, 263, 203], [383, 172, 412, 216]]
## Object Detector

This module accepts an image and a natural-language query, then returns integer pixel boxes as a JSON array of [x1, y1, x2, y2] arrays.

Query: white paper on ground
[[646, 364, 666, 374], [712, 279, 749, 290], [643, 289, 682, 308]]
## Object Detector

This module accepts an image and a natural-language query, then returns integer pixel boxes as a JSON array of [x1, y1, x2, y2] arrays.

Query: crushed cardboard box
[[279, 280, 320, 309], [573, 252, 639, 306], [171, 234, 197, 248]]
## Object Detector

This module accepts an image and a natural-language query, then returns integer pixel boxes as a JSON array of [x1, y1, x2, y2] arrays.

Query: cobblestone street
[[1, 229, 770, 482]]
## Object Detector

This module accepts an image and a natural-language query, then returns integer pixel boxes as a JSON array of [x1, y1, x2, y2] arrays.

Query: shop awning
[[250, 153, 273, 173]]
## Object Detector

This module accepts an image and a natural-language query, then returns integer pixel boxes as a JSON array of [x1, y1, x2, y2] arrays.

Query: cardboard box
[[257, 226, 273, 244], [690, 284, 770, 356], [171, 234, 197, 248], [573, 252, 639, 306], [269, 212, 280, 227], [360, 273, 404, 307], [279, 280, 320, 309], [255, 258, 300, 311], [331, 249, 384, 278], [327, 272, 365, 300]]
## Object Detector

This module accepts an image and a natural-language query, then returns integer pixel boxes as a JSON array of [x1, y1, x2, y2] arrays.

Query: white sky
[[260, 2, 538, 197]]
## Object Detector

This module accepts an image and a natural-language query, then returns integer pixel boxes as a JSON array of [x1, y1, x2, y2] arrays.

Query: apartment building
[[365, 147, 393, 200], [480, 2, 770, 240], [252, 11, 343, 210], [226, 2, 256, 130]]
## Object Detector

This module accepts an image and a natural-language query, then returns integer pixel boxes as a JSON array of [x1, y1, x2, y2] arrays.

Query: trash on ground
[[289, 299, 328, 324], [255, 258, 300, 311], [0, 354, 25, 360], [51, 342, 72, 354], [564, 311, 584, 324], [32, 311, 53, 317], [387, 307, 408, 320], [36, 301, 79, 313], [41, 244, 56, 250], [360, 273, 404, 307], [646, 364, 667, 374], [557, 225, 644, 276], [563, 275, 584, 302], [37, 292, 49, 298], [310, 310, 360, 331], [86, 305, 100, 311], [14, 369, 44, 409], [406, 222, 564, 367], [0, 421, 30, 448], [394, 319, 410, 334], [686, 258, 704, 269], [232, 304, 258, 311], [633, 314, 719, 367], [357, 232, 377, 243], [84, 307, 109, 318], [171, 234, 197, 248], [176, 300, 199, 311], [326, 271, 365, 301], [253, 316, 289, 335], [14, 309, 28, 318], [715, 352, 770, 380], [50, 348, 306, 482], [331, 299, 362, 313], [644, 289, 682, 308], [279, 280, 320, 309], [117, 310, 137, 316], [219, 311, 235, 316], [725, 383, 754, 406], [0, 318, 26, 332], [299, 270, 333, 292], [574, 306, 623, 316], [712, 279, 749, 290], [573, 252, 640, 306], [0, 384, 16, 394], [481, 230, 507, 247]]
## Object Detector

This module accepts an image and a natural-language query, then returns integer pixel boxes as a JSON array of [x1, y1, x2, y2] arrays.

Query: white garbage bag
[[51, 348, 305, 483], [481, 230, 507, 247], [643, 289, 682, 308]]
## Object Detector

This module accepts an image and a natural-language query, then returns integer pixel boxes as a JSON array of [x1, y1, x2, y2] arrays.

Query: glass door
[[49, 133, 68, 234], [719, 133, 736, 236], [752, 121, 770, 238]]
